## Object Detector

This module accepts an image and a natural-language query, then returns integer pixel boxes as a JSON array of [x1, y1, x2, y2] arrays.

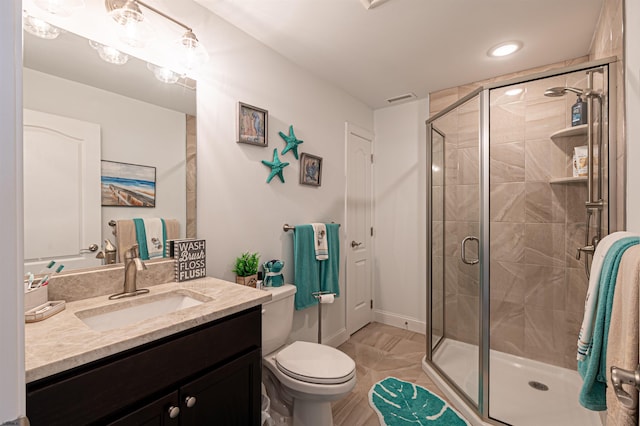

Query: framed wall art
[[101, 160, 156, 207], [299, 153, 322, 187], [237, 102, 268, 146]]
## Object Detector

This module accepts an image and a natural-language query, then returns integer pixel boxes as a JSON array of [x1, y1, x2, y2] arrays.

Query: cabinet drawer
[[27, 307, 261, 425]]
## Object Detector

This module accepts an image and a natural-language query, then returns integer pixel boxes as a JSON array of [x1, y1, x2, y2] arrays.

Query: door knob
[[80, 243, 99, 253], [351, 240, 363, 248]]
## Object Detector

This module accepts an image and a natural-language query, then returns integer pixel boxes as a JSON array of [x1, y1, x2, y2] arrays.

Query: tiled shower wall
[[429, 0, 623, 369], [488, 71, 595, 369]]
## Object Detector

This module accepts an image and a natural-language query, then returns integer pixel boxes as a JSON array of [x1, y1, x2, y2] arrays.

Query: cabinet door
[[180, 349, 261, 426], [107, 391, 181, 426]]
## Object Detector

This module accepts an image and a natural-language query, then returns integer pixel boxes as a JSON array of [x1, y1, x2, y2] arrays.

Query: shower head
[[544, 87, 584, 97]]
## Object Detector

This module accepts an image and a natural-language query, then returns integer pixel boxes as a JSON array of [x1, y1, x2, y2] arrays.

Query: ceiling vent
[[360, 0, 392, 10], [386, 92, 417, 104]]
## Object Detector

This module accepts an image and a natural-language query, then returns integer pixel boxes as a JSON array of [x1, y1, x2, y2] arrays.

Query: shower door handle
[[461, 236, 479, 265]]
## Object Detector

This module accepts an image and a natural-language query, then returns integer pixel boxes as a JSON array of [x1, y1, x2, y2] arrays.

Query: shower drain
[[528, 381, 549, 391]]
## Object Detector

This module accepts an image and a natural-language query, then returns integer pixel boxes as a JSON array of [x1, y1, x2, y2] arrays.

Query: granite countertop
[[25, 277, 271, 383]]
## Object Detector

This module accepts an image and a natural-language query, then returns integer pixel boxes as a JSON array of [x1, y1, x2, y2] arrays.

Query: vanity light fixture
[[105, 0, 155, 48], [487, 41, 523, 58], [147, 63, 180, 84], [23, 13, 62, 40], [89, 40, 129, 65], [105, 0, 208, 71], [33, 0, 84, 17]]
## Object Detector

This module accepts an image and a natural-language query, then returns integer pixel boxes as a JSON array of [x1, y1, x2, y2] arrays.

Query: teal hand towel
[[578, 236, 640, 410], [293, 225, 320, 310], [133, 218, 149, 260], [320, 223, 340, 296]]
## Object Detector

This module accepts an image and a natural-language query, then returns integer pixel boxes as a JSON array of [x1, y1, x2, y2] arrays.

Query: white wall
[[372, 98, 429, 333], [23, 68, 187, 245], [0, 1, 24, 423], [167, 2, 374, 344], [626, 0, 640, 231]]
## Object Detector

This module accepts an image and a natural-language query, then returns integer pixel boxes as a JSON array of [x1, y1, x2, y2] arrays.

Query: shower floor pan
[[432, 339, 601, 426]]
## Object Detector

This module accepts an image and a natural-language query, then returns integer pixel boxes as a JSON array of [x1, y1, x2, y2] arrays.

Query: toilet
[[261, 284, 356, 426]]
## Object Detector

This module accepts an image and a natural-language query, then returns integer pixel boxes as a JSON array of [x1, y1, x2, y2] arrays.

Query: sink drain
[[528, 381, 549, 391]]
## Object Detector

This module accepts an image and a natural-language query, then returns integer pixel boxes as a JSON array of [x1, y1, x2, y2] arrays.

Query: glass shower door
[[428, 92, 482, 407]]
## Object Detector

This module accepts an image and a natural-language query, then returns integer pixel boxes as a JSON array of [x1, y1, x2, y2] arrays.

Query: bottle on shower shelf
[[572, 95, 588, 127]]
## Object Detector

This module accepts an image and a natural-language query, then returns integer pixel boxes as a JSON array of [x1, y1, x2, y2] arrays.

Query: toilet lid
[[275, 341, 356, 385]]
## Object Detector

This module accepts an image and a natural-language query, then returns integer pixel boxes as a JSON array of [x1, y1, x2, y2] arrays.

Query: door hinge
[[370, 154, 374, 163], [370, 227, 374, 237], [370, 299, 373, 309]]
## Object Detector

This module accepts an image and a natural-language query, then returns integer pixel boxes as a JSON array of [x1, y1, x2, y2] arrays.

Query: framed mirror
[[23, 28, 196, 274]]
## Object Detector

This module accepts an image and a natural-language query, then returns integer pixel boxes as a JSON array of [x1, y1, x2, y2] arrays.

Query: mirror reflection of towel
[[136, 218, 165, 259], [116, 218, 180, 262]]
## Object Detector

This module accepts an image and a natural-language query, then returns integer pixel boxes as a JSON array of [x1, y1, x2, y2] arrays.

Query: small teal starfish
[[279, 125, 304, 160], [261, 148, 289, 183]]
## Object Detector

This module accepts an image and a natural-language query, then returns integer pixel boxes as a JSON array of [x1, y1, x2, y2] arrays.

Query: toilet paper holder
[[312, 291, 336, 344]]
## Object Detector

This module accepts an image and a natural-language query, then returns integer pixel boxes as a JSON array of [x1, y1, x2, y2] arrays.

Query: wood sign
[[168, 239, 206, 282]]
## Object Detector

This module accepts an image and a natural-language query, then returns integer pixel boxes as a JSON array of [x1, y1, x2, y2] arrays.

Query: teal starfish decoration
[[261, 149, 289, 183], [279, 125, 304, 159]]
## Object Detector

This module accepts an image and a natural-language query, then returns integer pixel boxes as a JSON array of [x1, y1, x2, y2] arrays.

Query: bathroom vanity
[[24, 277, 270, 425]]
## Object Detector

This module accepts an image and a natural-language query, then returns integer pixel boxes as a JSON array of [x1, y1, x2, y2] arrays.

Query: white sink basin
[[76, 290, 212, 332]]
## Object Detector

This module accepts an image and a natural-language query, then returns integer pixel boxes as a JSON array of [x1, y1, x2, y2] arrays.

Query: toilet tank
[[261, 284, 297, 355]]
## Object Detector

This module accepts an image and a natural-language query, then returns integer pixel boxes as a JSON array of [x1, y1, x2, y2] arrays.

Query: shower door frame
[[425, 57, 619, 425]]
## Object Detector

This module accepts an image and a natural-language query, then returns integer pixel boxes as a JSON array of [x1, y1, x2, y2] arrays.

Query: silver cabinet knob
[[167, 405, 180, 419], [351, 240, 363, 248], [185, 396, 197, 408]]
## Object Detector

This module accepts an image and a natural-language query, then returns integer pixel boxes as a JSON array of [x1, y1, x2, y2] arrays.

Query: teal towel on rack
[[294, 225, 320, 310], [293, 223, 340, 310], [321, 223, 340, 296], [578, 236, 640, 411]]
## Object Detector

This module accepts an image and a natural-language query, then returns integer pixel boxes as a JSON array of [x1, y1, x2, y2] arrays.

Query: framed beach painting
[[299, 153, 322, 187], [101, 160, 156, 207], [237, 102, 268, 146]]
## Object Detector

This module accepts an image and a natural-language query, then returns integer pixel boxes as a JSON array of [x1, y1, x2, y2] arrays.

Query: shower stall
[[423, 59, 618, 425]]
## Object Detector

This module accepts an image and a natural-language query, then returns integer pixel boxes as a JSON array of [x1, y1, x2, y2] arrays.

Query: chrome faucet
[[109, 244, 150, 300]]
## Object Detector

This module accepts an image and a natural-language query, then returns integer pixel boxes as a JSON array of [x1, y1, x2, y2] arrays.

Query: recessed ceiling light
[[487, 41, 523, 58]]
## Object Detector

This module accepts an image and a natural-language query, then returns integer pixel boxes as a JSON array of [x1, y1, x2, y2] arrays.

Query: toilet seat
[[275, 341, 355, 385]]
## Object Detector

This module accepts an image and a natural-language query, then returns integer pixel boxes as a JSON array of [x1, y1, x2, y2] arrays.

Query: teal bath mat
[[369, 377, 470, 426]]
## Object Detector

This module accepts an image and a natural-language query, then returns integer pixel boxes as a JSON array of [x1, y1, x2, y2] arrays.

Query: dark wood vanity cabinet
[[26, 307, 262, 426]]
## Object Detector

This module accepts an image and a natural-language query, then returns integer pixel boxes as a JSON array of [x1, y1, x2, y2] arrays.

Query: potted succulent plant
[[233, 252, 260, 287]]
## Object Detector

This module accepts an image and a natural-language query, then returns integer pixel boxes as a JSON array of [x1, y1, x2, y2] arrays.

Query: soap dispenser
[[572, 95, 588, 127]]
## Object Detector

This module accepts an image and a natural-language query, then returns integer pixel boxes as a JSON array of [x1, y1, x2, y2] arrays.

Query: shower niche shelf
[[549, 176, 588, 184], [550, 124, 588, 140]]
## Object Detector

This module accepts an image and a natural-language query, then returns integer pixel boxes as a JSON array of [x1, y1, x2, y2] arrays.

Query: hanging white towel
[[143, 218, 164, 259], [311, 223, 328, 260], [577, 231, 636, 360]]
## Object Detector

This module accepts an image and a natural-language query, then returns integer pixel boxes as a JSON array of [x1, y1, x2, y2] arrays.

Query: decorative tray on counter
[[25, 301, 66, 323]]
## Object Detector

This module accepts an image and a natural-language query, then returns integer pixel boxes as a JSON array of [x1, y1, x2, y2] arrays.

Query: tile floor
[[332, 322, 448, 425]]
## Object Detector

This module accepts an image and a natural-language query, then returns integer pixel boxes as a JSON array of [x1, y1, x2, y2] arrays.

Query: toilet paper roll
[[318, 293, 335, 304]]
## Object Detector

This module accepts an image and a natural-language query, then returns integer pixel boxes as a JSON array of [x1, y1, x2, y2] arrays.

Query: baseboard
[[373, 309, 426, 335], [324, 327, 349, 348]]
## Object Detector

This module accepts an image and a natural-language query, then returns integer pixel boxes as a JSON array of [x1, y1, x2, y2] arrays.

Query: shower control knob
[[167, 405, 180, 419], [185, 396, 197, 408]]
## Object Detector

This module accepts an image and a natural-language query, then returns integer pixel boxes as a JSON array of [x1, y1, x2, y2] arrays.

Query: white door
[[346, 122, 373, 335], [23, 109, 102, 272]]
